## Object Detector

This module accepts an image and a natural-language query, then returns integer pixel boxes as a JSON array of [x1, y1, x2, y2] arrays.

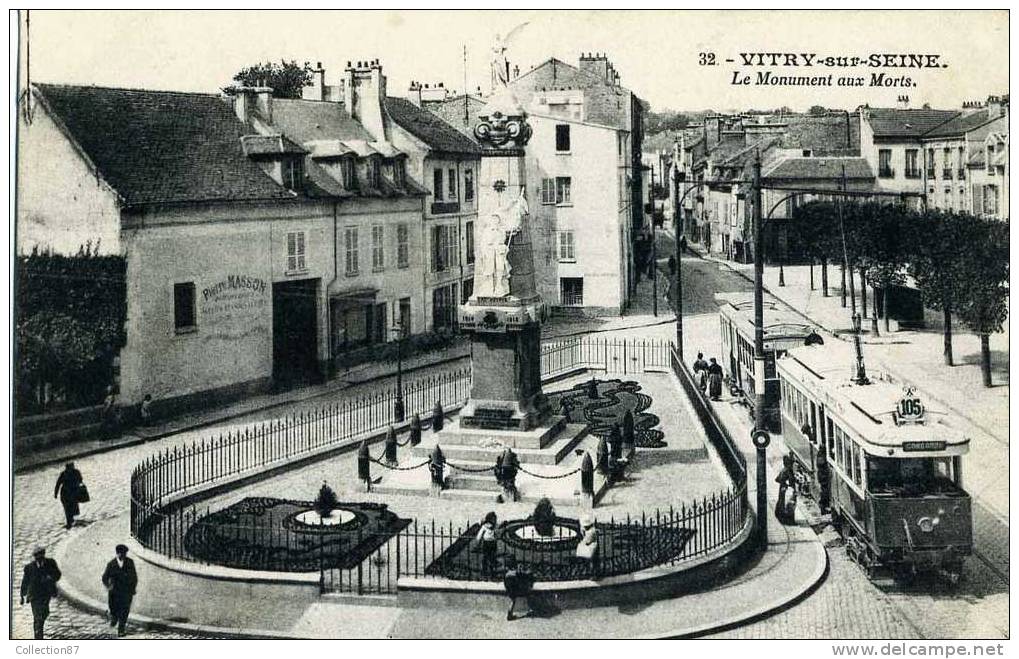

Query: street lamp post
[[752, 155, 770, 548], [651, 163, 658, 317], [392, 321, 406, 422]]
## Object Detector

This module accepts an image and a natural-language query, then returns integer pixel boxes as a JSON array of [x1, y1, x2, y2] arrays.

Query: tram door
[[808, 402, 818, 473]]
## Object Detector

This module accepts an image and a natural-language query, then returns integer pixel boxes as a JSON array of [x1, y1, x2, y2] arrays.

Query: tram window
[[866, 457, 958, 495], [835, 429, 843, 466], [852, 445, 862, 486], [827, 419, 835, 458]]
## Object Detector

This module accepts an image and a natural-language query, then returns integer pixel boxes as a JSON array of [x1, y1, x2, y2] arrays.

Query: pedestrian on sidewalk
[[20, 546, 61, 639], [503, 555, 534, 621], [54, 462, 85, 529], [707, 358, 724, 401], [775, 455, 798, 524], [101, 544, 138, 637], [816, 449, 832, 515], [476, 512, 500, 577], [101, 386, 120, 438], [680, 235, 687, 254], [139, 394, 154, 426], [693, 353, 709, 392]]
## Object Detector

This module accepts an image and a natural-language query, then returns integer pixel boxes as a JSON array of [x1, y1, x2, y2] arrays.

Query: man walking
[[20, 546, 61, 639], [101, 544, 138, 637], [54, 462, 84, 529]]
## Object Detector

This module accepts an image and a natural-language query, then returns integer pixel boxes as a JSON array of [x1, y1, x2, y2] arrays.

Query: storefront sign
[[201, 275, 268, 320]]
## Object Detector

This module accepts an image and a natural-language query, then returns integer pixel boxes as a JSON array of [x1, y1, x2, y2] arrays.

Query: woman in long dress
[[707, 358, 724, 401]]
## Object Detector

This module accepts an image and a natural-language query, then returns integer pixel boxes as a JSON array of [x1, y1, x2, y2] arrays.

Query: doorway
[[272, 279, 320, 389]]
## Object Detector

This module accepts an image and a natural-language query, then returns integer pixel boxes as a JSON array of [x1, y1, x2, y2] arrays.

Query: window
[[461, 277, 474, 303], [286, 231, 306, 273], [341, 160, 355, 189], [555, 124, 571, 152], [371, 225, 385, 272], [904, 149, 920, 178], [344, 227, 359, 276], [465, 221, 475, 264], [558, 230, 576, 261], [560, 277, 584, 306], [432, 283, 457, 330], [283, 158, 303, 190], [852, 443, 862, 487], [397, 223, 409, 269], [555, 176, 572, 205], [878, 149, 893, 178], [541, 178, 556, 204], [448, 168, 457, 200], [433, 168, 443, 200], [367, 159, 381, 188], [397, 298, 411, 336], [464, 168, 475, 202], [431, 225, 457, 273], [393, 160, 406, 187], [942, 148, 953, 179], [926, 148, 935, 176], [173, 282, 196, 332]]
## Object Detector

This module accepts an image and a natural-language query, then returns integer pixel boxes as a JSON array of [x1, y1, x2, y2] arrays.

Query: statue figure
[[474, 190, 529, 298], [490, 22, 530, 92]]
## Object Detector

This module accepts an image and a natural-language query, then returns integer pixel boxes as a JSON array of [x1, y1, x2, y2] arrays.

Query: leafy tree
[[909, 210, 970, 366], [808, 105, 828, 116], [232, 60, 313, 99], [954, 217, 1009, 386], [861, 202, 912, 333]]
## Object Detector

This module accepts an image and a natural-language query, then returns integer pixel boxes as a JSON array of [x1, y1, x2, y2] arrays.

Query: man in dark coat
[[21, 546, 61, 639], [54, 462, 84, 529], [707, 358, 725, 401], [101, 544, 138, 637]]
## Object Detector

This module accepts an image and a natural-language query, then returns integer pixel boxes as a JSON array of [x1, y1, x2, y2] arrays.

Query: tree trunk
[[840, 263, 847, 307], [980, 333, 992, 387], [860, 268, 868, 318], [809, 259, 815, 290], [943, 304, 954, 366], [821, 258, 829, 297], [882, 282, 890, 332]]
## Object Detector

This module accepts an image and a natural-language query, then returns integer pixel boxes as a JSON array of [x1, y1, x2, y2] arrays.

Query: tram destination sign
[[902, 441, 946, 452], [893, 385, 926, 426]]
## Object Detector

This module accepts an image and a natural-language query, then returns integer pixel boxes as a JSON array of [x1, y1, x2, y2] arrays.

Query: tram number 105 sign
[[894, 386, 926, 425]]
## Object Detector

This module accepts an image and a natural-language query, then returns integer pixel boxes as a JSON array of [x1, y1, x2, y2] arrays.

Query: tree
[[862, 202, 911, 333], [909, 210, 970, 366], [954, 217, 1009, 386], [232, 60, 313, 99], [808, 105, 828, 116]]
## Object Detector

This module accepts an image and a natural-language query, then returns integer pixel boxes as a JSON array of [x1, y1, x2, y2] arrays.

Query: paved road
[[671, 253, 1009, 640]]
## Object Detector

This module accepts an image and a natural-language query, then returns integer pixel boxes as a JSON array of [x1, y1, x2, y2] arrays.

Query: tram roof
[[716, 293, 817, 342], [778, 342, 970, 455]]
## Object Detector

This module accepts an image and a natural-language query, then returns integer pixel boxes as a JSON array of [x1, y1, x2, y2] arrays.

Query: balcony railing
[[957, 169, 966, 180], [942, 168, 953, 180], [560, 291, 584, 306], [905, 169, 922, 179], [878, 167, 895, 179], [430, 201, 461, 215], [926, 168, 936, 179]]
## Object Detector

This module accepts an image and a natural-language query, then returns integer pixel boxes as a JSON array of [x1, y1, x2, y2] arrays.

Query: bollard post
[[621, 410, 635, 458], [429, 444, 445, 493], [385, 425, 398, 465], [595, 434, 609, 475], [432, 401, 444, 432], [358, 439, 371, 491], [580, 452, 594, 500], [409, 413, 422, 446], [609, 423, 623, 463]]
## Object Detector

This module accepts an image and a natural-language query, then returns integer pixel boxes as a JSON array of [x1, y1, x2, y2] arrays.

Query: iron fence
[[130, 336, 749, 595], [541, 336, 672, 377]]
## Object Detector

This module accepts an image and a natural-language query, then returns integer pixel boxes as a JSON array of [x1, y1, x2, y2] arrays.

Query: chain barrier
[[517, 465, 582, 480], [370, 458, 430, 471]]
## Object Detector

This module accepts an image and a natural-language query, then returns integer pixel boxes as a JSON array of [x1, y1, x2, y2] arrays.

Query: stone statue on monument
[[475, 189, 528, 298]]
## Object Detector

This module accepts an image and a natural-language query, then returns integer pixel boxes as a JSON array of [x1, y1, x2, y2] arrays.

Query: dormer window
[[341, 159, 356, 189], [366, 158, 381, 189], [393, 160, 406, 188], [283, 158, 304, 191]]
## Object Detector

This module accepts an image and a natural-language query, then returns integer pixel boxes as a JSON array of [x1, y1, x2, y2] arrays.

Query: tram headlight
[[917, 516, 936, 533]]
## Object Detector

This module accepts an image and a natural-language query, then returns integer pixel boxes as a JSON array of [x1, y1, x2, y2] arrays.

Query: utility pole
[[673, 143, 684, 360], [651, 164, 658, 317], [752, 154, 769, 548], [838, 165, 869, 385]]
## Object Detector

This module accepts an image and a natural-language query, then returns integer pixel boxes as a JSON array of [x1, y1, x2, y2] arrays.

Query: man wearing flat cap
[[101, 544, 137, 637], [20, 546, 61, 639]]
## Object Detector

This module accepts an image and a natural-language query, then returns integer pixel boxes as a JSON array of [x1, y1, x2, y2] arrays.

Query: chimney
[[407, 80, 423, 107], [896, 94, 910, 110], [986, 94, 1006, 117], [578, 52, 610, 82], [229, 85, 274, 124], [344, 59, 388, 140], [420, 82, 449, 104], [302, 62, 326, 101]]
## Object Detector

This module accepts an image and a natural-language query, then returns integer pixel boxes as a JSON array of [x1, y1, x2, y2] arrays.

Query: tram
[[717, 293, 821, 430], [776, 341, 972, 581]]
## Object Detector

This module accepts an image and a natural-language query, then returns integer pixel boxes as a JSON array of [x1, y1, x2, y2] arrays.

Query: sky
[[16, 10, 1009, 113]]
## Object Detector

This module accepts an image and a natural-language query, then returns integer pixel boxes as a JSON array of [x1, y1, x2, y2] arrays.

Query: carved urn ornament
[[474, 109, 533, 148]]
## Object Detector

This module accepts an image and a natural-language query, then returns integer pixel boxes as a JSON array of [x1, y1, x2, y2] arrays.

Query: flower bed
[[547, 378, 666, 448]]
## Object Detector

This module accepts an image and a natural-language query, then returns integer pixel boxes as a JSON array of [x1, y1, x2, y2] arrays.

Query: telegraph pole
[[752, 154, 770, 547], [673, 144, 684, 360], [651, 164, 658, 317]]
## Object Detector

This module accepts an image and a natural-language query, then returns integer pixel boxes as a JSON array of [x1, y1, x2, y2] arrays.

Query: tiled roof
[[240, 134, 307, 158], [305, 140, 355, 159], [34, 83, 295, 206], [510, 58, 634, 129], [865, 108, 959, 138], [778, 114, 860, 153], [763, 156, 874, 180], [424, 95, 487, 140], [924, 109, 996, 138], [385, 96, 482, 155], [269, 98, 373, 143]]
